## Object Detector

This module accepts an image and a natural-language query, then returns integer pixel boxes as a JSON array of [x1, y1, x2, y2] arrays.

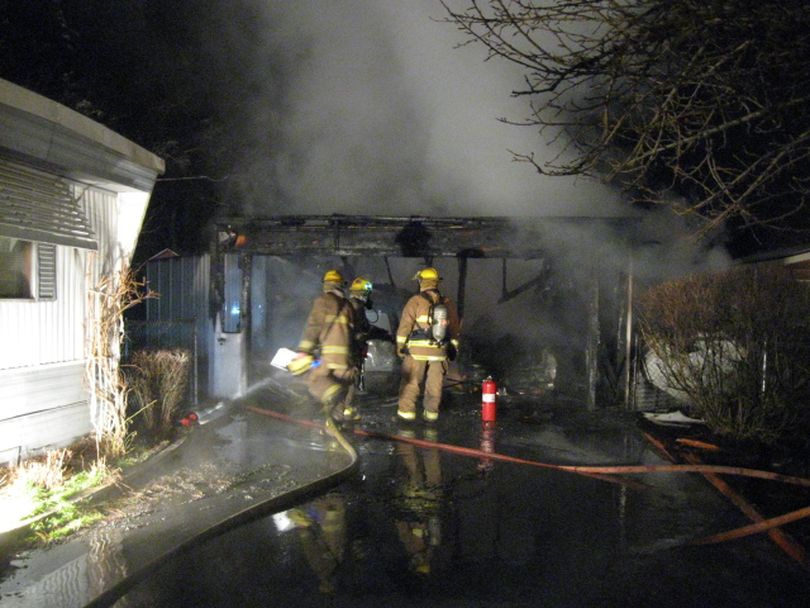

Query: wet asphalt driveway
[[117, 376, 810, 608]]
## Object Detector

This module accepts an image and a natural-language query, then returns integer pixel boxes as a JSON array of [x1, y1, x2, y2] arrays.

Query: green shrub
[[638, 264, 810, 444]]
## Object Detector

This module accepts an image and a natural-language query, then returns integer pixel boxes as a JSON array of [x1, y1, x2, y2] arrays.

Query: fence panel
[[123, 319, 199, 406]]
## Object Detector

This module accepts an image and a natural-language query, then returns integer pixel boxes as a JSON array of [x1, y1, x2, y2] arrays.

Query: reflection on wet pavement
[[118, 384, 810, 608], [393, 426, 444, 579], [0, 394, 353, 608]]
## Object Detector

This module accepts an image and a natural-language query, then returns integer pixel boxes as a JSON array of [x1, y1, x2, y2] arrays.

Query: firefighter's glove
[[288, 353, 314, 376], [288, 508, 313, 528], [446, 342, 458, 362], [397, 345, 409, 358]]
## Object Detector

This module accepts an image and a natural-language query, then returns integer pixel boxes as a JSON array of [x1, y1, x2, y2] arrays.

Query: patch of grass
[[112, 440, 164, 470], [2, 434, 170, 546], [0, 451, 117, 545], [30, 503, 105, 544], [23, 460, 114, 543]]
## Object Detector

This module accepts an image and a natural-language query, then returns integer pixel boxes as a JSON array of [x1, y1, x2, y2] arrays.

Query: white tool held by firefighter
[[271, 347, 320, 375]]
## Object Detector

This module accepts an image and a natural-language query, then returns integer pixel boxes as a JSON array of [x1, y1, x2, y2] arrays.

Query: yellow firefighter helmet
[[413, 267, 441, 282], [322, 269, 345, 284], [350, 276, 373, 297]]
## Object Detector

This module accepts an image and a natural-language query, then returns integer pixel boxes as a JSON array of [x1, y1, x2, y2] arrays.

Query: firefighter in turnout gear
[[295, 269, 356, 421], [341, 276, 374, 421], [341, 276, 393, 420], [396, 267, 460, 422]]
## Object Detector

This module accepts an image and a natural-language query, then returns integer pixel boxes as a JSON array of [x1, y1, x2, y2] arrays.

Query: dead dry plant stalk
[[6, 448, 71, 491], [128, 349, 190, 436], [85, 266, 154, 459], [156, 349, 189, 430]]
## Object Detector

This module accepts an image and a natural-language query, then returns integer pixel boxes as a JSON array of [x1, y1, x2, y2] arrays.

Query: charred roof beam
[[217, 214, 638, 260]]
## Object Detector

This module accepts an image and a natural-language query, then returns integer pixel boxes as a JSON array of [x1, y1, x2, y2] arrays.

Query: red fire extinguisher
[[482, 376, 497, 426]]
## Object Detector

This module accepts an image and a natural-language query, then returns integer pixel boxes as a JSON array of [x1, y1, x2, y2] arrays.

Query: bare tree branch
[[441, 0, 810, 234]]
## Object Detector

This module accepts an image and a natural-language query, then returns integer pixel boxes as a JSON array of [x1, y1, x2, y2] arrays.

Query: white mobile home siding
[[0, 364, 90, 461], [0, 78, 164, 462], [0, 246, 86, 368], [78, 185, 119, 277], [0, 184, 127, 462], [0, 185, 119, 368]]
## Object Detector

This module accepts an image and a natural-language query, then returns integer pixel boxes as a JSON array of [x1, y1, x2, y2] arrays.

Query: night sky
[[1, 0, 749, 274], [1, 2, 634, 256]]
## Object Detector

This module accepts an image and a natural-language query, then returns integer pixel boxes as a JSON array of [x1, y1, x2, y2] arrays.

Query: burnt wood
[[216, 215, 636, 259]]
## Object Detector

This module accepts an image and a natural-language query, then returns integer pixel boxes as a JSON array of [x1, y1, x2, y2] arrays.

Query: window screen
[[37, 243, 57, 300]]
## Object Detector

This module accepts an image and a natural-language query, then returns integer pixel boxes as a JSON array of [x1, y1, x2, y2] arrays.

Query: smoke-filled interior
[[248, 253, 595, 403]]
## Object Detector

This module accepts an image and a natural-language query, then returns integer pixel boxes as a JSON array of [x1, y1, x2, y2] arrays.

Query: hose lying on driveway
[[246, 404, 810, 561], [246, 405, 810, 487], [85, 405, 358, 608], [644, 431, 808, 569]]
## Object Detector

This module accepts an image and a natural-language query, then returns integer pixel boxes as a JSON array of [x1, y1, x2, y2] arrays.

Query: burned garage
[[5, 1, 810, 605], [142, 214, 641, 414]]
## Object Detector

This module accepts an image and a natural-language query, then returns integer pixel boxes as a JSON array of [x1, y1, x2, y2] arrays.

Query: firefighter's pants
[[398, 356, 448, 416], [340, 361, 364, 409], [398, 442, 442, 489], [308, 364, 355, 409]]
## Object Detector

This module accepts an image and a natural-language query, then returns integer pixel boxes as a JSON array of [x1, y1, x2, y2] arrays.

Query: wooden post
[[623, 257, 635, 410], [241, 253, 252, 359], [457, 256, 468, 321], [586, 264, 600, 411], [384, 256, 396, 287]]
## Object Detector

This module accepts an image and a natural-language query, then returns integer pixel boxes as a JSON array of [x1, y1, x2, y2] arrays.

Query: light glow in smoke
[[225, 0, 626, 220]]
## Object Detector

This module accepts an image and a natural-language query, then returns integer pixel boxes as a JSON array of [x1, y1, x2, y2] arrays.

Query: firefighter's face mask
[[324, 281, 344, 294], [351, 290, 371, 303]]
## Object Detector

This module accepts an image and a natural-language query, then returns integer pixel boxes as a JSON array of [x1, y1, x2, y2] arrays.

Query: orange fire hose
[[244, 405, 810, 555], [682, 452, 808, 568], [690, 505, 810, 547], [676, 438, 722, 452], [642, 432, 808, 568], [353, 426, 640, 488], [244, 405, 810, 488], [244, 404, 636, 487]]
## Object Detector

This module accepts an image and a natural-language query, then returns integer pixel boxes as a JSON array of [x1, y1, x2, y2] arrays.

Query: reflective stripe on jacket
[[298, 290, 353, 370], [396, 288, 460, 361]]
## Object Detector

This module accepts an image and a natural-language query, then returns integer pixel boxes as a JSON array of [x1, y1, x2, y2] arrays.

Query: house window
[[0, 236, 33, 299], [0, 236, 57, 300]]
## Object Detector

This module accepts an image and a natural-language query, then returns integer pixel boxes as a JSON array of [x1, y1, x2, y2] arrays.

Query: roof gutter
[[0, 78, 165, 192]]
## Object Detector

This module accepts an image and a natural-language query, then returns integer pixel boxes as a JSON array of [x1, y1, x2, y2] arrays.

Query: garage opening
[[206, 215, 639, 411]]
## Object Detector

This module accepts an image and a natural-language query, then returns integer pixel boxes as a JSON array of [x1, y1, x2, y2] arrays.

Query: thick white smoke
[[220, 0, 731, 368], [230, 0, 626, 219]]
